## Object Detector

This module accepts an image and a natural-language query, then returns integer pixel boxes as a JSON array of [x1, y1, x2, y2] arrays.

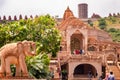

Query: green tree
[[88, 20, 93, 27], [107, 28, 120, 42], [0, 14, 61, 79], [108, 28, 117, 32], [26, 53, 50, 79], [98, 18, 107, 30], [0, 15, 61, 56]]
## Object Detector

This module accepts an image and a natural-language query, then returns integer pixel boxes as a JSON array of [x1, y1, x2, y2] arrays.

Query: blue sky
[[0, 0, 120, 19]]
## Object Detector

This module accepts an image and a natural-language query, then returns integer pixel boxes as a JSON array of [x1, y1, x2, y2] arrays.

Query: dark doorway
[[74, 64, 84, 74], [102, 66, 106, 79], [61, 64, 68, 80], [73, 64, 97, 78]]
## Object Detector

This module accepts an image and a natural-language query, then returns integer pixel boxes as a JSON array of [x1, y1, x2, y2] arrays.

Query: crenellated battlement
[[0, 14, 39, 21], [108, 13, 120, 17]]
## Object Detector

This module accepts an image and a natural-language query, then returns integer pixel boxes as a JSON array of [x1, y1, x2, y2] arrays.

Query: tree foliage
[[98, 18, 107, 30], [26, 53, 50, 79], [0, 15, 61, 56], [88, 20, 93, 27], [0, 14, 61, 78], [107, 28, 120, 42]]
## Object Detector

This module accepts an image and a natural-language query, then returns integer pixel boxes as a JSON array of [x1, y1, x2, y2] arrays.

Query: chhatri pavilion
[[49, 7, 120, 80]]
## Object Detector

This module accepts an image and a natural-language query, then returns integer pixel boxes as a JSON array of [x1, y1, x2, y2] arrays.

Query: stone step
[[1, 76, 34, 80], [71, 78, 97, 80]]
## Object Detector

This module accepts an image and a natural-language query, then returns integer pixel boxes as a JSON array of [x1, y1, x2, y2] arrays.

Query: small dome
[[63, 6, 74, 20]]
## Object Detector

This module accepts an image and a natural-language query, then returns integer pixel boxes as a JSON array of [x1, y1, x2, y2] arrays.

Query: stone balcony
[[58, 51, 103, 65]]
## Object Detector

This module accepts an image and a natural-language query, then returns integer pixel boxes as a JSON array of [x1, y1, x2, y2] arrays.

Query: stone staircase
[[72, 75, 89, 80], [108, 65, 120, 79]]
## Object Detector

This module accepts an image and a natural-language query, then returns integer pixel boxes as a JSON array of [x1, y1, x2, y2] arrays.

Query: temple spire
[[63, 6, 74, 20]]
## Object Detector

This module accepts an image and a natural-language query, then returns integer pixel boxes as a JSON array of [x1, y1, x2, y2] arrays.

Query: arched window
[[88, 46, 96, 51]]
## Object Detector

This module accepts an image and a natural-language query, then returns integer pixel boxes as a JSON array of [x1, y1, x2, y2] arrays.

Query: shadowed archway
[[73, 64, 97, 78], [71, 33, 84, 54]]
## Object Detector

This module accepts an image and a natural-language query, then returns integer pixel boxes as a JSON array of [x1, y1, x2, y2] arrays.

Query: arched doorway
[[73, 64, 97, 78], [71, 33, 84, 54]]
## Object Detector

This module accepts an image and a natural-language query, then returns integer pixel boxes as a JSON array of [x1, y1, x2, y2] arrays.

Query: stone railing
[[58, 51, 103, 63], [88, 50, 115, 54], [68, 54, 102, 62], [88, 51, 105, 56]]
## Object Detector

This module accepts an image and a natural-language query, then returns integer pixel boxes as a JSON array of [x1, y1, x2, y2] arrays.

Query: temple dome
[[58, 7, 89, 30], [63, 6, 74, 20]]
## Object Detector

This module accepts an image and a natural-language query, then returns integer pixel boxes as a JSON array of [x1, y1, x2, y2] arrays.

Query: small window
[[88, 46, 96, 51]]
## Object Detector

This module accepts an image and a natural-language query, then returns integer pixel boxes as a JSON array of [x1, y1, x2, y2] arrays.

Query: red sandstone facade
[[49, 7, 120, 80]]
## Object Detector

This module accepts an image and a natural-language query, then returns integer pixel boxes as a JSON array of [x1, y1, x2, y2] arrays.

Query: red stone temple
[[49, 7, 120, 80], [0, 6, 120, 80]]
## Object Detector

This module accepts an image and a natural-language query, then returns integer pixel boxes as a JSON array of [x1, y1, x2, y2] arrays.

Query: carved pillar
[[96, 63, 102, 78], [68, 62, 74, 79], [83, 38, 85, 50], [102, 52, 106, 66], [84, 30, 88, 54], [66, 30, 71, 54]]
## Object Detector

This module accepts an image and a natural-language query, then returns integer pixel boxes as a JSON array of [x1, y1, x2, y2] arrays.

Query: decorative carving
[[58, 7, 89, 31]]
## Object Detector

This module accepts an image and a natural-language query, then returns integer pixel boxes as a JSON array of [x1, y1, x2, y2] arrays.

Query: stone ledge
[[0, 76, 34, 80]]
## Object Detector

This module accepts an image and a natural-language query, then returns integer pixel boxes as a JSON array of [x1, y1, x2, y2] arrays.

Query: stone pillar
[[68, 62, 74, 79], [96, 63, 102, 78], [84, 32, 88, 54], [66, 29, 71, 54], [83, 38, 85, 50]]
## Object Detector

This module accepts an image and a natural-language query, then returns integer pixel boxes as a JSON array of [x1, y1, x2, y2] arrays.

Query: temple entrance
[[73, 64, 97, 78], [71, 33, 84, 54]]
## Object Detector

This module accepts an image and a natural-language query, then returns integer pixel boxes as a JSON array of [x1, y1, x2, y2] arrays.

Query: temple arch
[[73, 64, 97, 78], [70, 32, 84, 54]]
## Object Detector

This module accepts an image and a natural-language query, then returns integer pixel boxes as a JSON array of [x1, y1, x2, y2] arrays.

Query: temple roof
[[58, 7, 89, 30], [63, 6, 74, 20]]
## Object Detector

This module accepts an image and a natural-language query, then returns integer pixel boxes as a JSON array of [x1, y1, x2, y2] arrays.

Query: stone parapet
[[68, 54, 102, 63], [1, 76, 34, 80]]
